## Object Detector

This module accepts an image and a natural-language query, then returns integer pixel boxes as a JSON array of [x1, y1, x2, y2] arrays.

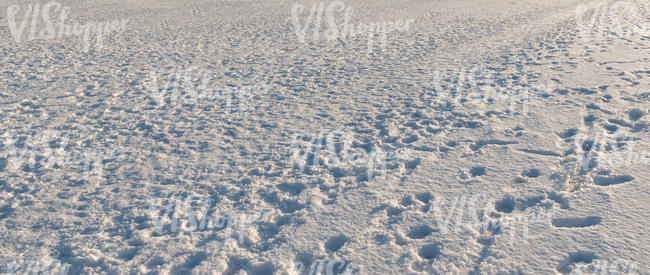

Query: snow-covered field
[[0, 0, 648, 274]]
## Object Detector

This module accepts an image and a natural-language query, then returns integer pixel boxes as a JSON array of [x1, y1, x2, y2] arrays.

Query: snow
[[0, 0, 648, 274]]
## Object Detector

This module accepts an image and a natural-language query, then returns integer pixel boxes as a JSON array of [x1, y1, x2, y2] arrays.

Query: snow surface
[[0, 0, 648, 274]]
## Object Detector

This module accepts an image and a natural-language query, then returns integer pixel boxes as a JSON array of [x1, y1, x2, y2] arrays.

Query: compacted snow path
[[0, 0, 648, 274]]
